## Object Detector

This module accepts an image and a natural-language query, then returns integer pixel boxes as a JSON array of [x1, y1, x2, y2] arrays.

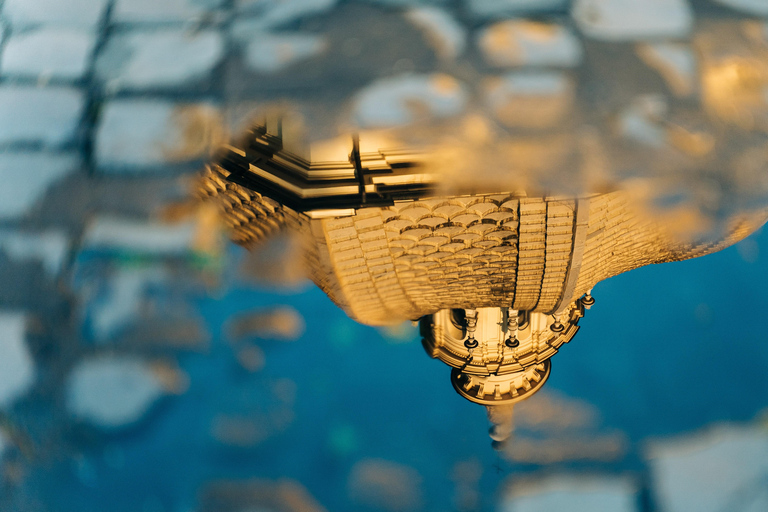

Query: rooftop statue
[[199, 118, 768, 418]]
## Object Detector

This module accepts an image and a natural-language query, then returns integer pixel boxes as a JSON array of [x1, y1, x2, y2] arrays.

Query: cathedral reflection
[[199, 119, 767, 442]]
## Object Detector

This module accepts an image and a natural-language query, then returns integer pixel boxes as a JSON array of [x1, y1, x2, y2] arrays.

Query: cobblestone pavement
[[1, 1, 768, 512]]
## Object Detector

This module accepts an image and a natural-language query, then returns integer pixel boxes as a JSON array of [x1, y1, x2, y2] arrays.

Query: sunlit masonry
[[200, 120, 768, 441]]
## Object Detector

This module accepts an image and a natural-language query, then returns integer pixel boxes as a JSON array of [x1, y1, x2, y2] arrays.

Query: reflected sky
[[10, 227, 767, 512]]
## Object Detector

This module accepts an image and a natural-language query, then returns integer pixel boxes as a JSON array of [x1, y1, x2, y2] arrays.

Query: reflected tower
[[199, 120, 767, 410]]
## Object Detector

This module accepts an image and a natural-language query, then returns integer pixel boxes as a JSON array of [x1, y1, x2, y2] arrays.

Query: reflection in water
[[2, 1, 768, 511], [199, 479, 326, 512], [199, 117, 767, 445], [500, 474, 638, 512], [227, 4, 768, 220]]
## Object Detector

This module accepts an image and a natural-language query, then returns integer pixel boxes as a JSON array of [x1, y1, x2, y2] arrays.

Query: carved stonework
[[199, 125, 768, 406]]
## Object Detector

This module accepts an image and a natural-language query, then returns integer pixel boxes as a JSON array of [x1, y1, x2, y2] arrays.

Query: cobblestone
[[617, 95, 668, 147], [113, 0, 225, 24], [96, 29, 224, 90], [348, 459, 423, 511], [477, 20, 582, 68], [484, 71, 574, 129], [467, 0, 568, 19], [1, 28, 96, 80], [0, 86, 84, 147], [1, 0, 110, 29], [0, 152, 80, 219], [0, 2, 766, 510], [636, 43, 696, 97], [95, 100, 221, 171], [66, 355, 168, 428], [0, 230, 70, 277], [85, 266, 168, 341], [352, 73, 468, 128], [713, 0, 768, 16], [235, 0, 337, 29], [500, 475, 638, 512], [404, 7, 466, 61], [0, 313, 35, 410], [572, 0, 693, 41], [242, 33, 328, 74], [83, 216, 198, 255], [647, 426, 768, 512]]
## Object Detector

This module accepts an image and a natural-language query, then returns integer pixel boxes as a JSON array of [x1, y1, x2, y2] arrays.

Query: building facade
[[199, 123, 767, 406]]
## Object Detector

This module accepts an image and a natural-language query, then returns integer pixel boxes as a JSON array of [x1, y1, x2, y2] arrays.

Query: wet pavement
[[1, 0, 768, 511]]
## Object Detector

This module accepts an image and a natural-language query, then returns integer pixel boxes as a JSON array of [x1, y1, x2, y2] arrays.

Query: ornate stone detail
[[199, 124, 768, 406], [451, 361, 551, 406]]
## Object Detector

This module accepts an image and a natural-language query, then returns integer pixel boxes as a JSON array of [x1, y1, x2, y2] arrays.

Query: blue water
[[26, 228, 768, 512]]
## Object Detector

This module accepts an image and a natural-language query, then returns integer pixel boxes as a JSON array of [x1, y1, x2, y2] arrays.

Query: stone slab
[[1, 0, 110, 29], [352, 73, 468, 128], [572, 0, 693, 41], [405, 7, 466, 61], [0, 86, 85, 147], [242, 33, 328, 74], [235, 0, 337, 30], [1, 28, 96, 80], [477, 20, 582, 68], [96, 29, 224, 91], [82, 216, 197, 256], [0, 230, 70, 276], [636, 43, 696, 97], [348, 459, 423, 511], [500, 475, 638, 512], [113, 0, 225, 23], [66, 356, 166, 428], [0, 152, 80, 219], [0, 429, 7, 459], [467, 0, 568, 19], [647, 425, 768, 512], [618, 95, 668, 147], [95, 99, 221, 171], [84, 266, 168, 341], [713, 0, 768, 16], [0, 313, 35, 410], [484, 71, 574, 129]]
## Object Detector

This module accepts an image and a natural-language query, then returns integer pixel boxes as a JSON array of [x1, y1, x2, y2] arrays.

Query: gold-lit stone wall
[[200, 164, 766, 326], [317, 196, 579, 324], [199, 164, 295, 244], [570, 192, 767, 304]]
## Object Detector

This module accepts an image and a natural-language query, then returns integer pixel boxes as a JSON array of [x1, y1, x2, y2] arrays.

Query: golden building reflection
[[199, 117, 767, 447]]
